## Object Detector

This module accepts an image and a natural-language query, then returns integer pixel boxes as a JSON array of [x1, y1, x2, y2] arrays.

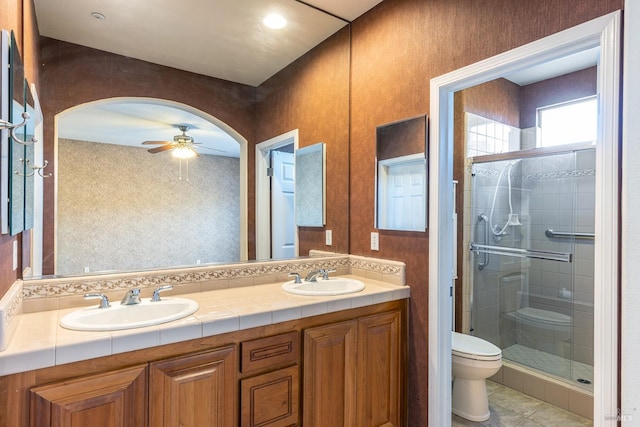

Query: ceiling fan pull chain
[[177, 158, 190, 181]]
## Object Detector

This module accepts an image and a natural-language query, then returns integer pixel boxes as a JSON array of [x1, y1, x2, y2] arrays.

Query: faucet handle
[[152, 285, 173, 302], [320, 269, 336, 280], [288, 272, 302, 284], [84, 293, 110, 309]]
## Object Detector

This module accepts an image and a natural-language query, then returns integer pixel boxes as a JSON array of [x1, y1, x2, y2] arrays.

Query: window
[[537, 96, 597, 147]]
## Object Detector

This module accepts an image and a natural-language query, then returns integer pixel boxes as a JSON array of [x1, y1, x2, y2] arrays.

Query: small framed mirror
[[375, 114, 428, 231], [295, 142, 326, 227]]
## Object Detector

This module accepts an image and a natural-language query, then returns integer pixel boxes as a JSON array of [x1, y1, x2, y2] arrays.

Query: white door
[[378, 158, 426, 231], [271, 150, 295, 259]]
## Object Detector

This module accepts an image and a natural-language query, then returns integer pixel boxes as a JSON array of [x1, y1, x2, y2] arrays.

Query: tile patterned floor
[[502, 344, 593, 392], [452, 381, 593, 426]]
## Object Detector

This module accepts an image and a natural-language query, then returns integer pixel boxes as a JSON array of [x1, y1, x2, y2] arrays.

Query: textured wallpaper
[[57, 139, 240, 275], [295, 144, 324, 227]]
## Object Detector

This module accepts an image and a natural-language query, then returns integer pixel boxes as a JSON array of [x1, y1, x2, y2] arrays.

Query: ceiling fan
[[142, 125, 224, 158]]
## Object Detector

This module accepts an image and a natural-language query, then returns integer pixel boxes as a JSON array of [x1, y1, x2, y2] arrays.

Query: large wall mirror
[[375, 115, 428, 231], [26, 0, 352, 278]]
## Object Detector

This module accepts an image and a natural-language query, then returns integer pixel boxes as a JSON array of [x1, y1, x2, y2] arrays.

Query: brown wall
[[349, 0, 621, 424], [0, 0, 39, 296]]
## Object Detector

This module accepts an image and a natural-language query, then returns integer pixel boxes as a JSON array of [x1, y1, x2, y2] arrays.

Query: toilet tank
[[499, 273, 526, 313]]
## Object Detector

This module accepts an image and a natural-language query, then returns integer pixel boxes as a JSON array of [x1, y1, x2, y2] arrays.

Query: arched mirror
[[53, 98, 245, 275]]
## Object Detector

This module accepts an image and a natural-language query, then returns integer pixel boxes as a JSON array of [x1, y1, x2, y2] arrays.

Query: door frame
[[428, 12, 621, 426], [255, 129, 299, 260]]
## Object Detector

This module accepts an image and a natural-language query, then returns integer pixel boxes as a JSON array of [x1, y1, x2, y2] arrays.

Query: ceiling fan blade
[[142, 140, 172, 145], [147, 145, 175, 154]]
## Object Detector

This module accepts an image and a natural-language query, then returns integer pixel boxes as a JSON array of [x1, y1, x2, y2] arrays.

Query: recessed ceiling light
[[91, 12, 106, 20], [263, 13, 286, 29]]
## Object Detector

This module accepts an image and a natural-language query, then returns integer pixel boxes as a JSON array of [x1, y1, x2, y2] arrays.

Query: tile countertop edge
[[0, 276, 410, 377]]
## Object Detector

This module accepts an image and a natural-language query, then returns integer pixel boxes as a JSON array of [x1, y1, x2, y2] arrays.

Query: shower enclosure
[[466, 147, 595, 391]]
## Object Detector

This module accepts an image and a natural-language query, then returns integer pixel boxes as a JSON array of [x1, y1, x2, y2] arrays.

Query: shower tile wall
[[463, 113, 595, 371]]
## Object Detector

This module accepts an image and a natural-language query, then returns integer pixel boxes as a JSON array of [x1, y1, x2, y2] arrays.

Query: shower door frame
[[428, 12, 621, 426]]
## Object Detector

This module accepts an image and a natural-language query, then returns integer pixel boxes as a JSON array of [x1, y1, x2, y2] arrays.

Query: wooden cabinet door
[[303, 320, 357, 427], [357, 310, 404, 427], [29, 365, 148, 427], [240, 365, 299, 427], [149, 345, 237, 427]]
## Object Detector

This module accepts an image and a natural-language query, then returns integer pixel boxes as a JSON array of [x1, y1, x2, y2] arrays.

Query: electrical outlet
[[12, 240, 18, 271], [325, 230, 332, 246], [371, 232, 379, 251]]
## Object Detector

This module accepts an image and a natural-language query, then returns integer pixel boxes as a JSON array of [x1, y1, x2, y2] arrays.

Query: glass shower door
[[468, 149, 594, 389]]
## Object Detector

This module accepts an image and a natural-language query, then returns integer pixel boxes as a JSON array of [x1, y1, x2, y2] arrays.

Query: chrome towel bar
[[469, 243, 572, 263], [545, 229, 595, 240]]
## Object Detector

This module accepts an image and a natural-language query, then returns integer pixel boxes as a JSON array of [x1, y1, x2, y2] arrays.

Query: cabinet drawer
[[241, 365, 299, 427], [241, 331, 300, 373]]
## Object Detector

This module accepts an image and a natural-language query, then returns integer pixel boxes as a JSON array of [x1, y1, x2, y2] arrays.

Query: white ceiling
[[35, 0, 383, 156], [34, 0, 383, 87], [504, 47, 599, 86]]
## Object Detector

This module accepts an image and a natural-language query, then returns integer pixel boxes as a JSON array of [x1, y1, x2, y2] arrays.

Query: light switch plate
[[325, 230, 332, 246], [371, 232, 379, 251]]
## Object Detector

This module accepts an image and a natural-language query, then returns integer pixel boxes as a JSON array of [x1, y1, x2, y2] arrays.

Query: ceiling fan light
[[173, 146, 197, 159]]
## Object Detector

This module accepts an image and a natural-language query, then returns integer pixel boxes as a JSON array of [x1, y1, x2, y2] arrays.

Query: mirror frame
[[428, 12, 621, 425]]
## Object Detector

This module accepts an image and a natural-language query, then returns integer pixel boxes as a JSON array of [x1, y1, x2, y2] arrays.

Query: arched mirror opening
[[50, 98, 246, 276]]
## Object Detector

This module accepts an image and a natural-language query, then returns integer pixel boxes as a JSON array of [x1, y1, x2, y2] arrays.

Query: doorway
[[428, 12, 620, 426], [256, 130, 299, 260]]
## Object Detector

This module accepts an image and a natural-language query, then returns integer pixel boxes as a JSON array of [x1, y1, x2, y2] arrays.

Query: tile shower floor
[[452, 381, 592, 426], [502, 344, 594, 391]]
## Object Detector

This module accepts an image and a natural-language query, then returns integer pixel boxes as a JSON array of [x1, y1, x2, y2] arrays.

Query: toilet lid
[[452, 332, 501, 361]]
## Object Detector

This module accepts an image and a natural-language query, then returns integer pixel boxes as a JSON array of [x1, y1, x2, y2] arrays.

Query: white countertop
[[0, 275, 409, 376]]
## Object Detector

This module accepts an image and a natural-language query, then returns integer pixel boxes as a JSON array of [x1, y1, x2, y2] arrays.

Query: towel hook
[[14, 158, 52, 178], [0, 112, 37, 145]]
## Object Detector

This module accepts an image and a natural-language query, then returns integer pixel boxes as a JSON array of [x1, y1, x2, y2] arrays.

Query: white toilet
[[451, 331, 502, 422]]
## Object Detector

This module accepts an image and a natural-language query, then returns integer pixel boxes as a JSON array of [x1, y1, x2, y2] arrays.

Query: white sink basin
[[60, 298, 199, 331], [282, 278, 365, 296]]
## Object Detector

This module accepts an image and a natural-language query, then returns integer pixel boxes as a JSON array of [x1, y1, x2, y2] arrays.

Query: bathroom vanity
[[0, 255, 409, 426]]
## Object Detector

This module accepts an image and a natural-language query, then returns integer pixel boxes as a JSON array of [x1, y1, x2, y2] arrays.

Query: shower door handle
[[477, 214, 489, 270]]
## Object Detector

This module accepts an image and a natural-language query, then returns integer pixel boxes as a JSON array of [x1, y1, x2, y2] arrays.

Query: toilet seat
[[452, 332, 502, 361]]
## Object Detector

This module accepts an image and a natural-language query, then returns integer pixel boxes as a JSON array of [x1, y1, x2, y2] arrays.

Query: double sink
[[60, 273, 365, 331]]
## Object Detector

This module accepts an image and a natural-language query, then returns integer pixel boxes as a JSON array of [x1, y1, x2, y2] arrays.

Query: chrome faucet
[[304, 268, 336, 282], [152, 285, 173, 302], [120, 288, 141, 305], [305, 269, 324, 282], [84, 293, 110, 309]]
